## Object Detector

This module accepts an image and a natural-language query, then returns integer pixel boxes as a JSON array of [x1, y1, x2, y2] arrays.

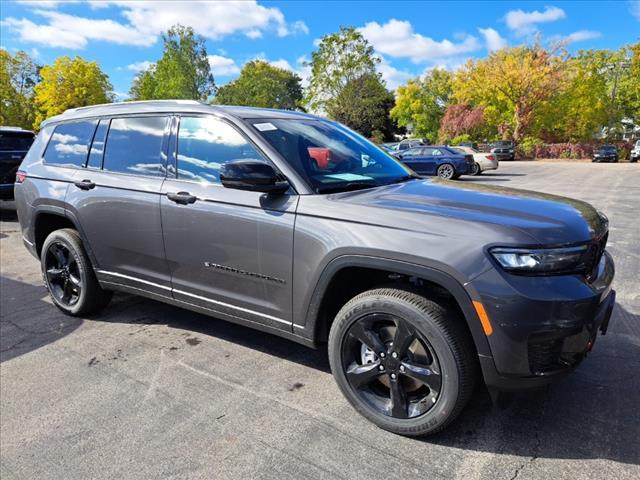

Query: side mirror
[[220, 160, 289, 194]]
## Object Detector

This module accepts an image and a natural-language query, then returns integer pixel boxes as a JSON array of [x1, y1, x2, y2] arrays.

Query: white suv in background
[[631, 140, 640, 163], [450, 145, 499, 175]]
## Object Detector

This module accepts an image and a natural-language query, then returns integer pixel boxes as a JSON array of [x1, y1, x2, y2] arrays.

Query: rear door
[[159, 115, 297, 331], [65, 115, 172, 296]]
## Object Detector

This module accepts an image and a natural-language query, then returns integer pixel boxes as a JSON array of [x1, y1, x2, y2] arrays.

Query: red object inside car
[[308, 147, 331, 169]]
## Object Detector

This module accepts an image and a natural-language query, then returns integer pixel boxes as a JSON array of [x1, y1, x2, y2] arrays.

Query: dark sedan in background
[[592, 145, 619, 163], [395, 145, 473, 179], [0, 127, 35, 200]]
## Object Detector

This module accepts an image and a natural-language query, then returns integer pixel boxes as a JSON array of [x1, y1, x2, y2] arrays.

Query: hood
[[314, 179, 607, 245]]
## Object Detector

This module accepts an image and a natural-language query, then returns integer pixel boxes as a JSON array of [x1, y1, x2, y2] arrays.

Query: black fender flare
[[299, 255, 493, 358]]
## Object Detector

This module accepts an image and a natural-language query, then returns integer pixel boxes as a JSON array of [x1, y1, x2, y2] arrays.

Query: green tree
[[0, 50, 40, 129], [304, 26, 379, 113], [390, 69, 453, 142], [128, 65, 158, 101], [328, 73, 396, 140], [453, 43, 566, 142], [33, 56, 113, 128], [214, 60, 302, 109], [129, 25, 215, 101]]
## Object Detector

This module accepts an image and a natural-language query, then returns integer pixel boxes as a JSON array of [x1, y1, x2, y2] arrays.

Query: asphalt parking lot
[[1, 161, 639, 480]]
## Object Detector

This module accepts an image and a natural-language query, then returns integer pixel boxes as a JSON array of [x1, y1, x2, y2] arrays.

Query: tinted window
[[0, 131, 35, 151], [44, 121, 97, 167], [177, 116, 265, 184], [103, 116, 167, 176], [86, 119, 110, 169]]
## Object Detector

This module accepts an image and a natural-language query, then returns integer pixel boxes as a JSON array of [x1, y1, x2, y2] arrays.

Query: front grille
[[528, 338, 563, 374]]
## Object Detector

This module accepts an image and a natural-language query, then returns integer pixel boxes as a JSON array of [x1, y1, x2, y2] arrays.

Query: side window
[[103, 116, 168, 177], [177, 116, 265, 184], [44, 120, 97, 167], [423, 148, 435, 156], [86, 119, 110, 169], [431, 149, 443, 156]]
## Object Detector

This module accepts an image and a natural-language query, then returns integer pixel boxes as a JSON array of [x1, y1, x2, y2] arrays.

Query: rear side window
[[86, 119, 110, 169], [177, 116, 265, 184], [103, 116, 168, 176], [0, 131, 35, 151], [44, 121, 97, 167]]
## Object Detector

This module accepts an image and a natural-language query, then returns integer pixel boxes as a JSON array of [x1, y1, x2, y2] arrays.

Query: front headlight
[[490, 245, 588, 274]]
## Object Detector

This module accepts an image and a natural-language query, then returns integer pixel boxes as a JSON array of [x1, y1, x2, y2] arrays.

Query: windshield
[[250, 118, 415, 193]]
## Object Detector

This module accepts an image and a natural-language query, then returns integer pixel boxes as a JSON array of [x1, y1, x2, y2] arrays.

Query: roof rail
[[63, 99, 205, 115]]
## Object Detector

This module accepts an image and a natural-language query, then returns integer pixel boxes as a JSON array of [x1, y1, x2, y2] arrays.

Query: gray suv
[[15, 101, 615, 436]]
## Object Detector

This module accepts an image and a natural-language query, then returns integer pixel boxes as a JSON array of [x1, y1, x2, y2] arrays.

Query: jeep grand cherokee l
[[15, 101, 616, 436]]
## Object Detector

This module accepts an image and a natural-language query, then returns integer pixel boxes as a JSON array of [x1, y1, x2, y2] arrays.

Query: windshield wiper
[[315, 180, 381, 194]]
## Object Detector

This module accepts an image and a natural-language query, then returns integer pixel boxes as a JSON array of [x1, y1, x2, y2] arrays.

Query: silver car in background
[[450, 145, 499, 175]]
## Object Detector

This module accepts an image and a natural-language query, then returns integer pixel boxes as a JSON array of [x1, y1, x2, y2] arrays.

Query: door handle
[[167, 191, 197, 205], [74, 179, 96, 190]]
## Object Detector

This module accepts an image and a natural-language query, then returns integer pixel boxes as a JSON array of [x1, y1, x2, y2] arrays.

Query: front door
[[160, 115, 297, 331]]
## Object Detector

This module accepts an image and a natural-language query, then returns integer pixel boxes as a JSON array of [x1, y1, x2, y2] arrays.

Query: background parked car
[[379, 142, 399, 153], [395, 138, 428, 153], [396, 145, 473, 179], [592, 144, 619, 163], [491, 140, 515, 161], [630, 140, 640, 163], [0, 127, 35, 200], [450, 145, 498, 175]]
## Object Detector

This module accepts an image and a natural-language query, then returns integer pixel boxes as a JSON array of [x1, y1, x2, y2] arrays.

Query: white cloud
[[562, 30, 602, 44], [505, 6, 566, 36], [207, 55, 240, 76], [16, 0, 59, 8], [478, 27, 507, 52], [269, 59, 294, 70], [548, 30, 602, 46], [629, 0, 640, 20], [2, 1, 307, 49], [126, 60, 154, 72], [375, 56, 413, 90], [1, 9, 153, 49], [359, 19, 480, 63]]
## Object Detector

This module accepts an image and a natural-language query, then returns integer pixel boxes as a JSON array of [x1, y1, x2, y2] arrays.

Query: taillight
[[16, 170, 27, 183], [487, 155, 495, 161]]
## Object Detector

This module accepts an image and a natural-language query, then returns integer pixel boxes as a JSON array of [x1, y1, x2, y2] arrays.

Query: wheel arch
[[301, 255, 492, 359]]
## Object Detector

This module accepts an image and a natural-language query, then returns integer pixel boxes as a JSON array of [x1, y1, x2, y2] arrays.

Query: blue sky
[[1, 0, 639, 99]]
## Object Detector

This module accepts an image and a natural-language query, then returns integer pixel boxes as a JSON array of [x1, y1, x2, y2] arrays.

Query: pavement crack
[[508, 386, 548, 480]]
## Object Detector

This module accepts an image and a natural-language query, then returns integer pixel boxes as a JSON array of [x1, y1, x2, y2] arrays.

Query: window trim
[[42, 119, 98, 169], [85, 118, 112, 170]]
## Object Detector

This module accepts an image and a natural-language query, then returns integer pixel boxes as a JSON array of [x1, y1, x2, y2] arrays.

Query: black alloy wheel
[[341, 313, 442, 419], [41, 228, 112, 316], [328, 288, 476, 436], [471, 162, 481, 176], [44, 241, 82, 307]]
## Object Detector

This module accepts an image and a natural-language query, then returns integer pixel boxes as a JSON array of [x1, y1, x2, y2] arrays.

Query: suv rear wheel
[[328, 288, 476, 436], [41, 228, 112, 316]]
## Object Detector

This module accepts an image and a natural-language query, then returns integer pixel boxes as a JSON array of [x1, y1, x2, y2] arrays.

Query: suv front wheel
[[328, 288, 476, 436], [41, 228, 112, 316]]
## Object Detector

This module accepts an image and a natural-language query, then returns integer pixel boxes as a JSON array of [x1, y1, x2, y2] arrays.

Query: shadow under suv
[[15, 101, 615, 436]]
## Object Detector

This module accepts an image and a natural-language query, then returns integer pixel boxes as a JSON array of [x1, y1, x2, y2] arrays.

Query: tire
[[471, 162, 481, 176], [41, 228, 112, 316], [436, 163, 456, 180], [328, 288, 476, 437]]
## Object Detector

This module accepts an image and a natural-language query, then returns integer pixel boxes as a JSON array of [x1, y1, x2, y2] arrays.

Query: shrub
[[518, 137, 544, 158], [450, 134, 472, 145]]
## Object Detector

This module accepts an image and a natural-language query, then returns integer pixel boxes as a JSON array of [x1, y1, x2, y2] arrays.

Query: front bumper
[[471, 250, 615, 391]]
